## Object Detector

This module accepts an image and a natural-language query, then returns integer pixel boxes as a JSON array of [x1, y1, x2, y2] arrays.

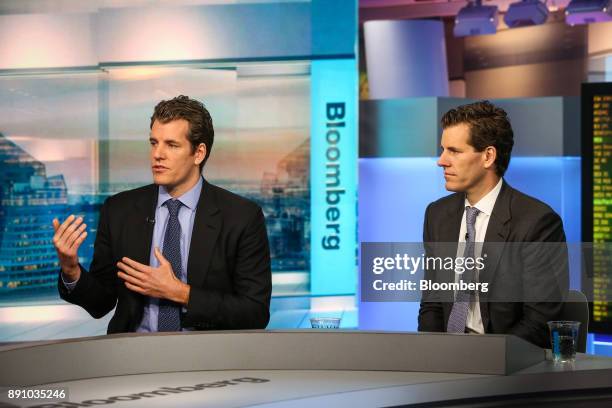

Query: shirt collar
[[157, 176, 203, 211], [464, 178, 503, 217]]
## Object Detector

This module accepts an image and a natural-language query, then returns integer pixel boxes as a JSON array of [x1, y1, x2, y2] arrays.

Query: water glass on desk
[[310, 317, 341, 329], [547, 321, 580, 363]]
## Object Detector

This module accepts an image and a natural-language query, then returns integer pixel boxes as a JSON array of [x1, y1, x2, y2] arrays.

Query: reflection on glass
[[0, 65, 312, 304], [0, 74, 101, 304]]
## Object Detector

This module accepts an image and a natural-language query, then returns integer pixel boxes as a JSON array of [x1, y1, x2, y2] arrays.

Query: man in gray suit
[[418, 101, 568, 348]]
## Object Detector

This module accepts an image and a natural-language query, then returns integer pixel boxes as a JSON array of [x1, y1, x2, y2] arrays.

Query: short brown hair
[[150, 95, 214, 171], [441, 100, 514, 177]]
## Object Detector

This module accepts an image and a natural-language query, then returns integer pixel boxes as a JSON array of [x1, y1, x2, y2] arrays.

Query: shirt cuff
[[61, 273, 79, 292]]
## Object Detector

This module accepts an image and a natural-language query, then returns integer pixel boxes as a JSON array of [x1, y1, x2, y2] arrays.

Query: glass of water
[[547, 321, 581, 363], [310, 317, 341, 329]]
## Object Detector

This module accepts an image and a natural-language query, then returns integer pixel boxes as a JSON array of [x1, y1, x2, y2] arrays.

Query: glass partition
[[0, 63, 312, 305], [0, 72, 101, 305]]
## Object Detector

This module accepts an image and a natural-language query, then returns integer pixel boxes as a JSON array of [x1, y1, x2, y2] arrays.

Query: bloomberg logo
[[322, 102, 345, 251], [26, 377, 270, 407], [310, 58, 357, 295]]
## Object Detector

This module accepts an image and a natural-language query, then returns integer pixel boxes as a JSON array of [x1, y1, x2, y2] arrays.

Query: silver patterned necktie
[[447, 206, 480, 333], [157, 199, 183, 332]]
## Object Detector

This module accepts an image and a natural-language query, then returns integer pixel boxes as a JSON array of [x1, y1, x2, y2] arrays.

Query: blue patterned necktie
[[157, 199, 183, 332], [447, 206, 481, 333]]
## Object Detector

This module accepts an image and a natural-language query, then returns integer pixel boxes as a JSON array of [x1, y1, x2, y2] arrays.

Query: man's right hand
[[53, 215, 88, 282]]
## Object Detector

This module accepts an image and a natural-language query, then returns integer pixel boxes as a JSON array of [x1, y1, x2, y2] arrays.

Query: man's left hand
[[117, 247, 190, 305]]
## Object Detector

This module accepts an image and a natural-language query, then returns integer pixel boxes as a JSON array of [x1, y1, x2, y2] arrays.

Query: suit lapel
[[441, 193, 464, 250], [480, 181, 512, 330], [187, 179, 221, 289], [439, 194, 464, 312], [123, 184, 158, 327], [130, 184, 158, 265]]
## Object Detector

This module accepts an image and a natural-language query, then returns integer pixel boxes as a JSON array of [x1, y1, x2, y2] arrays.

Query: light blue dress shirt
[[136, 177, 202, 332], [62, 177, 203, 332]]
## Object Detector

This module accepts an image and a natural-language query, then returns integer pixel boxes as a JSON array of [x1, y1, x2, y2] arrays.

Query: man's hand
[[53, 215, 88, 282], [117, 248, 190, 305]]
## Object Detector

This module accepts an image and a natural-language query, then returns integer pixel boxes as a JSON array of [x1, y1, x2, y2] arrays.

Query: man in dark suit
[[418, 101, 568, 348], [54, 95, 271, 333]]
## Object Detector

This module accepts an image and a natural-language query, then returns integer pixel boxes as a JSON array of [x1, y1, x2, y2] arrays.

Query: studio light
[[454, 0, 499, 37], [565, 0, 612, 25], [504, 0, 550, 27]]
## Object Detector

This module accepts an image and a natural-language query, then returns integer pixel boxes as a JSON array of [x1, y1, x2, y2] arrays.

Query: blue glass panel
[[358, 157, 581, 331], [310, 59, 358, 296]]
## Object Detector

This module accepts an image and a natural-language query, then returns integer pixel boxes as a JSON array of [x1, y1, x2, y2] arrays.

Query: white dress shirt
[[455, 177, 503, 333]]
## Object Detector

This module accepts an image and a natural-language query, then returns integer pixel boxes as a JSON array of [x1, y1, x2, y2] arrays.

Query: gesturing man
[[54, 95, 271, 333], [418, 101, 568, 348]]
